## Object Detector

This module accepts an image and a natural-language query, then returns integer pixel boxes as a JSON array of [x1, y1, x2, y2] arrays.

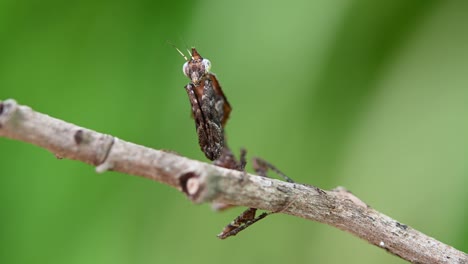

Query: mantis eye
[[182, 62, 189, 77], [202, 59, 211, 73]]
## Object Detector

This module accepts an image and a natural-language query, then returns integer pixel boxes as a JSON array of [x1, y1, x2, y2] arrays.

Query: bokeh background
[[1, 0, 467, 263]]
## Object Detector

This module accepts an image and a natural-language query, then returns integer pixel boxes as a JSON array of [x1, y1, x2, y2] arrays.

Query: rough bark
[[0, 99, 466, 264]]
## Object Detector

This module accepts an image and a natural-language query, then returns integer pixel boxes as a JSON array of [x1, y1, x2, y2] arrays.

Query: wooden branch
[[0, 99, 466, 264]]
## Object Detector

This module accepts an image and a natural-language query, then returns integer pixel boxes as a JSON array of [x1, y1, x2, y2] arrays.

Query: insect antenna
[[180, 37, 192, 59], [166, 40, 188, 61]]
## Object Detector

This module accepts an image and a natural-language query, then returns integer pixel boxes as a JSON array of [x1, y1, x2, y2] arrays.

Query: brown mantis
[[176, 47, 294, 239]]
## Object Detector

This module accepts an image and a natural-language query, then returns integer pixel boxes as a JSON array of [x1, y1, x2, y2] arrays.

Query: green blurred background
[[1, 0, 467, 263]]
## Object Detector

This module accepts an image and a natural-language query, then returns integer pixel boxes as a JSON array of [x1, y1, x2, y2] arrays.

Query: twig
[[0, 99, 466, 264]]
